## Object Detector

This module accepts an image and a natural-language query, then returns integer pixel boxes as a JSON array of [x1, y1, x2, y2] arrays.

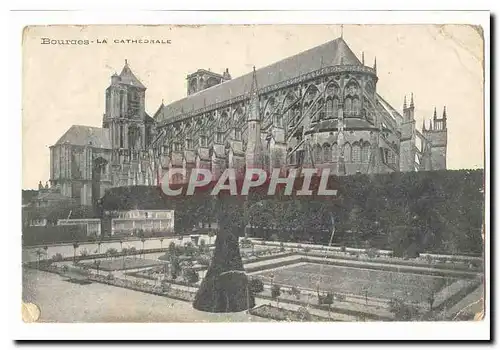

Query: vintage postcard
[[18, 17, 489, 340]]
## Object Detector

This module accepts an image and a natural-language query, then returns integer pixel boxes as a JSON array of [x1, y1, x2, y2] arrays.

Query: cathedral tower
[[103, 60, 147, 151], [399, 94, 417, 172], [423, 106, 448, 170]]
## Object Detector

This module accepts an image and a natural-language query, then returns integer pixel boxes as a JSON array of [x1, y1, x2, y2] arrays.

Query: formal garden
[[23, 232, 483, 322]]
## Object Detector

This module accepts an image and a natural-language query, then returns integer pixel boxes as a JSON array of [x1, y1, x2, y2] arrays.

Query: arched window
[[323, 143, 332, 162], [352, 142, 361, 163], [333, 98, 339, 118], [332, 143, 338, 162], [344, 98, 352, 117], [353, 98, 361, 116], [344, 143, 352, 162], [361, 142, 371, 163], [314, 144, 322, 163], [326, 97, 333, 119], [316, 98, 325, 121]]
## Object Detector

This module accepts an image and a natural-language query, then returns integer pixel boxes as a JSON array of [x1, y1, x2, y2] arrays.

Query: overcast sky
[[22, 24, 484, 189]]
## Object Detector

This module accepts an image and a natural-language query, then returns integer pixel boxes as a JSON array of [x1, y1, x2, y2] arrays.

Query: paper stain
[[22, 302, 41, 323]]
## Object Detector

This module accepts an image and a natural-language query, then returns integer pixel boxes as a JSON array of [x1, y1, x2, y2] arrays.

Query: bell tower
[[422, 106, 448, 170], [103, 60, 147, 151]]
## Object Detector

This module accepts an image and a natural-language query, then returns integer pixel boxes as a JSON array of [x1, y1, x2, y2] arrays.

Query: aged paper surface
[[20, 22, 487, 336]]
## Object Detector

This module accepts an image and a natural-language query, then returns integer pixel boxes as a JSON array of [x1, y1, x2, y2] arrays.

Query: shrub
[[270, 234, 279, 242], [291, 286, 301, 299], [318, 292, 334, 306], [183, 267, 199, 284], [197, 256, 211, 266], [249, 278, 264, 294], [340, 246, 346, 253], [279, 242, 285, 252], [52, 253, 63, 262], [271, 284, 281, 299], [297, 307, 312, 321]]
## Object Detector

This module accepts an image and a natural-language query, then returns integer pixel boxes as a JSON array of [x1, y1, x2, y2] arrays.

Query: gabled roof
[[157, 37, 361, 122], [119, 60, 146, 89], [55, 125, 111, 149]]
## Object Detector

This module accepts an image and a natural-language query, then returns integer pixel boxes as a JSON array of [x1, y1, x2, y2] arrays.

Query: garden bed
[[79, 257, 165, 271], [249, 304, 337, 322]]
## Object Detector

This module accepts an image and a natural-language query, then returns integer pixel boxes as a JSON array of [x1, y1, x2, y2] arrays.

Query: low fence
[[251, 239, 483, 269]]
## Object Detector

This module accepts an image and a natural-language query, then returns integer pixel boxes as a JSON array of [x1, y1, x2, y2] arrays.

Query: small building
[[111, 209, 174, 236], [58, 218, 102, 236]]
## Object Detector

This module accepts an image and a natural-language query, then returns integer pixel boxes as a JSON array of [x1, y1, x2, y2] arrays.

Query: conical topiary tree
[[193, 197, 255, 312]]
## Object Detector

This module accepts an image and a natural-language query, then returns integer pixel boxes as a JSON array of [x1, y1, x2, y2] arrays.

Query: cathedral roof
[[119, 60, 146, 90], [55, 125, 111, 149], [158, 37, 361, 122]]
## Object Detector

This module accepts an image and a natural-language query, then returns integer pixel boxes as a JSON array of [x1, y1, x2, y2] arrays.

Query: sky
[[22, 24, 484, 189]]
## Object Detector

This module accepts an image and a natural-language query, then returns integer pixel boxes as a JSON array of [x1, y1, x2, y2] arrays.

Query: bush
[[340, 246, 346, 253], [279, 242, 285, 252], [291, 286, 301, 299], [271, 284, 281, 299], [183, 267, 199, 284], [318, 292, 334, 305], [52, 253, 63, 262], [249, 278, 264, 294], [297, 307, 312, 321], [197, 256, 211, 266]]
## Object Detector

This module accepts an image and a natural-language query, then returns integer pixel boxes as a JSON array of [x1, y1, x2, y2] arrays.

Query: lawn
[[81, 257, 165, 271], [255, 263, 458, 303]]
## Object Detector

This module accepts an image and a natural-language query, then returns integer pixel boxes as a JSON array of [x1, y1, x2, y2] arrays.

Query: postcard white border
[[6, 8, 491, 342]]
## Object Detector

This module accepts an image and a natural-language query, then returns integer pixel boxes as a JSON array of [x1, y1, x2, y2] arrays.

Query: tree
[[141, 238, 146, 258], [107, 248, 118, 261], [119, 240, 123, 251], [170, 257, 181, 280], [159, 238, 164, 250], [279, 242, 285, 252], [168, 242, 176, 257], [207, 231, 215, 245], [318, 292, 334, 317], [52, 253, 63, 262], [35, 249, 43, 269], [271, 284, 282, 307], [199, 239, 206, 253], [291, 286, 301, 300], [72, 242, 79, 263], [184, 241, 196, 257], [303, 246, 311, 258]]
